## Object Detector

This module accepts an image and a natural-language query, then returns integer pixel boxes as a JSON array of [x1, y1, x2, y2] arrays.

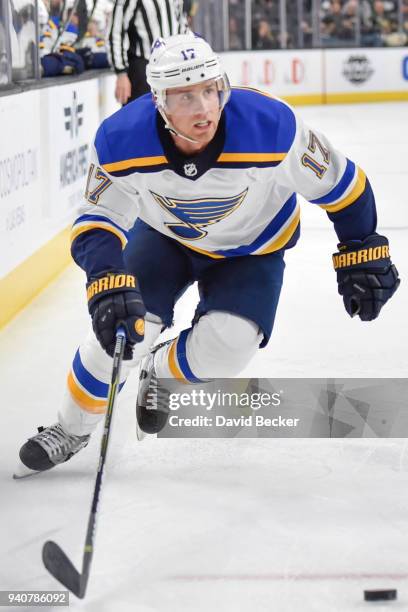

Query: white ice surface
[[1, 103, 407, 611]]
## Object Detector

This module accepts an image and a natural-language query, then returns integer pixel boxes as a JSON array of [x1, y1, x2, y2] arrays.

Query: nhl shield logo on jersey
[[150, 189, 248, 240], [183, 163, 198, 177]]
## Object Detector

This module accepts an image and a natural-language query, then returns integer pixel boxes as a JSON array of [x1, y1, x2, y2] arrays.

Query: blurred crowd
[[229, 0, 408, 49], [35, 0, 408, 80], [229, 0, 297, 49], [320, 0, 408, 46], [3, 0, 408, 86]]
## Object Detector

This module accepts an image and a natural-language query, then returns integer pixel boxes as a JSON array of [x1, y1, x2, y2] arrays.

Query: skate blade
[[136, 422, 147, 442], [13, 459, 42, 480]]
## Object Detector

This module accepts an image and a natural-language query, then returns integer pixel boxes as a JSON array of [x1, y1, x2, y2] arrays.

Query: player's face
[[165, 79, 221, 147]]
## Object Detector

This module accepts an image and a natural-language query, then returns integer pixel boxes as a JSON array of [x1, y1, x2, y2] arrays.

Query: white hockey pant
[[59, 311, 262, 436]]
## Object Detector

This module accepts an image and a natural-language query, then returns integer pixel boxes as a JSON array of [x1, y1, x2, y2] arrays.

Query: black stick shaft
[[51, 0, 81, 52], [79, 328, 126, 596], [42, 329, 127, 599]]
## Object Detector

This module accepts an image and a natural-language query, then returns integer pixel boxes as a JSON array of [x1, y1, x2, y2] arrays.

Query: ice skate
[[136, 343, 173, 435], [14, 423, 90, 479]]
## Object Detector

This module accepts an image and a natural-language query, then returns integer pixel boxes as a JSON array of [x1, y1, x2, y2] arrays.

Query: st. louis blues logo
[[150, 189, 248, 240]]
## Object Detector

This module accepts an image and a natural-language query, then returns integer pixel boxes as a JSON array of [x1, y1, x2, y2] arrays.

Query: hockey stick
[[50, 0, 81, 52], [42, 327, 127, 599], [76, 0, 99, 45]]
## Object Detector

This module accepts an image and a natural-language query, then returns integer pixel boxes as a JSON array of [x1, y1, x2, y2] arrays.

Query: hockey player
[[17, 33, 400, 475]]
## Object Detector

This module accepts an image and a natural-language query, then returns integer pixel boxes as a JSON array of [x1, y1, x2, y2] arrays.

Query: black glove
[[333, 233, 400, 321], [76, 46, 94, 69], [87, 271, 146, 359], [59, 48, 85, 74]]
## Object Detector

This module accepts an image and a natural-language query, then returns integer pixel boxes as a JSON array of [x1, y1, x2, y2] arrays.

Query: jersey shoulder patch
[[218, 87, 296, 169], [95, 95, 169, 176]]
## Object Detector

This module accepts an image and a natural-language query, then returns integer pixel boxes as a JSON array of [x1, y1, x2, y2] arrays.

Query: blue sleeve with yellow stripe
[[326, 175, 377, 242], [276, 106, 379, 242], [310, 160, 377, 241], [70, 141, 129, 278], [71, 207, 129, 278], [71, 226, 126, 278]]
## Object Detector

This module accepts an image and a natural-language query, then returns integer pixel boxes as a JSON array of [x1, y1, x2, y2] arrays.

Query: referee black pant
[[127, 56, 150, 102]]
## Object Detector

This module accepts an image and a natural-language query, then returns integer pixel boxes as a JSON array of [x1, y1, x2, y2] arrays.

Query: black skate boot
[[14, 423, 90, 478], [136, 343, 174, 435]]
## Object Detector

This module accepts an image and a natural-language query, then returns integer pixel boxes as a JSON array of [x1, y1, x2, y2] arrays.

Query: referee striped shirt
[[109, 0, 189, 73]]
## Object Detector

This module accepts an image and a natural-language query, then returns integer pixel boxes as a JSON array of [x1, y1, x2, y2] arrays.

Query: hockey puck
[[364, 589, 397, 601]]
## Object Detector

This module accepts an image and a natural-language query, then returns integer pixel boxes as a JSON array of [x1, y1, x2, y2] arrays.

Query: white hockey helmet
[[146, 33, 231, 142]]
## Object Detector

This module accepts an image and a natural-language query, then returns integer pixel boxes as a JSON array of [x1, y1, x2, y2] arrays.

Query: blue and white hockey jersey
[[71, 88, 376, 277]]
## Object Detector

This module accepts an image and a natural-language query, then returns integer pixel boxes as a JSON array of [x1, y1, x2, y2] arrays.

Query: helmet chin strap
[[158, 107, 200, 145], [158, 106, 227, 148]]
